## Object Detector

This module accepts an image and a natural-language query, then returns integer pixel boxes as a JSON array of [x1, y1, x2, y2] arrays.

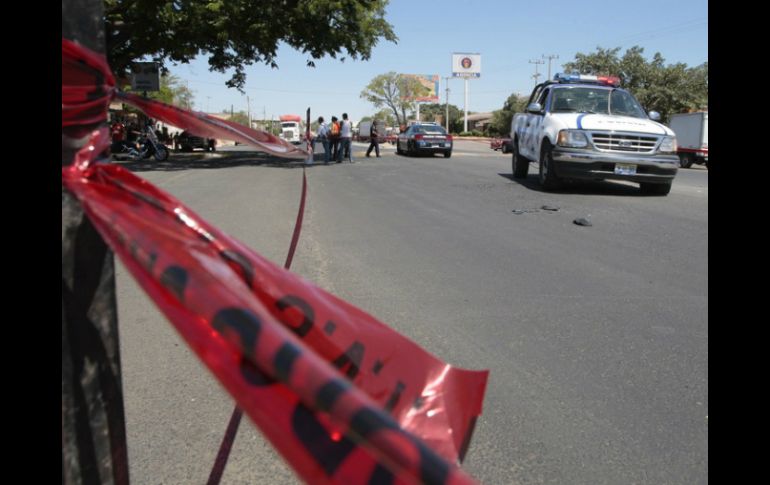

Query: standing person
[[110, 117, 126, 152], [315, 116, 331, 164], [329, 116, 341, 162], [366, 120, 381, 158], [338, 113, 354, 163]]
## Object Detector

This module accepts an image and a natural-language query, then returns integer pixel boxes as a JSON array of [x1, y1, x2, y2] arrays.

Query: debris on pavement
[[573, 218, 593, 227]]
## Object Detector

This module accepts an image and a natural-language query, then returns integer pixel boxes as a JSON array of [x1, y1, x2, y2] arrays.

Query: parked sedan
[[491, 137, 512, 153], [396, 123, 453, 158]]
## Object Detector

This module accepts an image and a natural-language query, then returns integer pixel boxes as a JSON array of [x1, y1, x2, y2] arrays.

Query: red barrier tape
[[62, 38, 307, 159], [117, 92, 308, 159], [62, 39, 488, 484]]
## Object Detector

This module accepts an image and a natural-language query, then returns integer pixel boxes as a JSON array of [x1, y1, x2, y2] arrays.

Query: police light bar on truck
[[553, 73, 620, 86]]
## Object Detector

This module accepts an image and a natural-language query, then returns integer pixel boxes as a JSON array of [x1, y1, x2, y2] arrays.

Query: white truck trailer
[[668, 112, 708, 168], [279, 114, 303, 144]]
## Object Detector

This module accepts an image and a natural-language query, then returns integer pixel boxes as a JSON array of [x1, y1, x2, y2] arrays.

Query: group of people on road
[[314, 113, 354, 164], [312, 113, 382, 164]]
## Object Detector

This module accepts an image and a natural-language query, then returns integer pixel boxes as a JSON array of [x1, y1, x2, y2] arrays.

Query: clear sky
[[165, 0, 708, 123]]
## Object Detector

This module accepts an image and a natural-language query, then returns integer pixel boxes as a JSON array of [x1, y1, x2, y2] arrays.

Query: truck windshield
[[282, 122, 298, 128], [550, 87, 647, 119]]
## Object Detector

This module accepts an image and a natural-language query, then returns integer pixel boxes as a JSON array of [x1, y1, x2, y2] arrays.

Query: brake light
[[414, 134, 424, 140], [446, 135, 453, 141]]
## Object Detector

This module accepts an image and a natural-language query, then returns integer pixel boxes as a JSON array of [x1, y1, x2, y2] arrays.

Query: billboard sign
[[452, 53, 481, 78], [131, 62, 160, 92], [401, 74, 440, 102]]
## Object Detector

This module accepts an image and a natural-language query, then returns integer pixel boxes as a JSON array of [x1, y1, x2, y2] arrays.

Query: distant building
[[465, 112, 494, 131]]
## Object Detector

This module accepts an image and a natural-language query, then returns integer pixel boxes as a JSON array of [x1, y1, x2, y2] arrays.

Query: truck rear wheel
[[511, 140, 528, 179], [539, 142, 561, 191], [678, 153, 694, 168]]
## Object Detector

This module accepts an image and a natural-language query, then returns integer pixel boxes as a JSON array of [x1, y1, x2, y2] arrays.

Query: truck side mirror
[[648, 111, 661, 121], [527, 103, 543, 114]]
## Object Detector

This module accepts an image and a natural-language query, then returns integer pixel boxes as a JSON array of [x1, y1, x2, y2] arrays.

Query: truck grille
[[589, 132, 660, 153]]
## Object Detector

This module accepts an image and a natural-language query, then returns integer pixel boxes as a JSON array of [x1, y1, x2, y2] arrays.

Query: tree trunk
[[62, 1, 130, 484]]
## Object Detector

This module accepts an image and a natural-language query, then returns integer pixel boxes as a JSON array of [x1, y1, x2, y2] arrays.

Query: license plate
[[615, 163, 637, 175]]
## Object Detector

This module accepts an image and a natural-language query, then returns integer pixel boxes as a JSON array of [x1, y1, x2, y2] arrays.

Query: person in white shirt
[[338, 113, 354, 163], [314, 116, 330, 164]]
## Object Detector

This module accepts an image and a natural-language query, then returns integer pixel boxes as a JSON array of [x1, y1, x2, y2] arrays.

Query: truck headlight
[[659, 136, 677, 154], [557, 130, 589, 148]]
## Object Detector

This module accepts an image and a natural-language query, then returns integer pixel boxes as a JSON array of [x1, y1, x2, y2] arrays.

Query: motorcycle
[[115, 124, 170, 161]]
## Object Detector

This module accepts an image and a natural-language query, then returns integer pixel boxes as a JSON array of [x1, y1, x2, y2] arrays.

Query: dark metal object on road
[[573, 218, 593, 226]]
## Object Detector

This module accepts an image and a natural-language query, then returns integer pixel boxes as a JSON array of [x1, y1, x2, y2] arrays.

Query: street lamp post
[[443, 76, 452, 132]]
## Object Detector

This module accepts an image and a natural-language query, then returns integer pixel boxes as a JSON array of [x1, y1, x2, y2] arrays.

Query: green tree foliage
[[373, 108, 397, 128], [417, 103, 464, 132], [105, 0, 397, 91], [118, 74, 195, 118], [144, 74, 195, 109], [360, 72, 431, 127], [489, 93, 528, 136], [228, 111, 251, 127], [562, 46, 708, 122]]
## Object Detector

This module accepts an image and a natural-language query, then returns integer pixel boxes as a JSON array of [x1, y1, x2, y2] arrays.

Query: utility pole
[[443, 76, 452, 132], [542, 54, 559, 80], [246, 96, 251, 129], [529, 58, 545, 85], [206, 96, 210, 114], [464, 78, 469, 132]]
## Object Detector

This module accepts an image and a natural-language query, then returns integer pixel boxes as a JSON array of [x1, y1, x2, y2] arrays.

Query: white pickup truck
[[510, 73, 679, 195]]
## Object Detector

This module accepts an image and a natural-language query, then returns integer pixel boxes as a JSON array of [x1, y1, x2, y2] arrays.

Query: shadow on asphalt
[[114, 151, 339, 173], [498, 170, 650, 197]]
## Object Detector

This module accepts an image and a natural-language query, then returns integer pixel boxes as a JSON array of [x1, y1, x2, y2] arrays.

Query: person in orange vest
[[329, 116, 341, 162]]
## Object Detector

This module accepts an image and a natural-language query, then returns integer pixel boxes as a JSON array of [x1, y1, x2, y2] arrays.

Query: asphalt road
[[115, 140, 708, 484]]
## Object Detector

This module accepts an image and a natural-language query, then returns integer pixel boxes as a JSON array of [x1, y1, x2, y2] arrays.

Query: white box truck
[[357, 120, 373, 142], [668, 112, 708, 168]]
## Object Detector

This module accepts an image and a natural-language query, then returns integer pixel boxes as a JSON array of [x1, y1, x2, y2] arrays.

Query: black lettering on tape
[[275, 295, 314, 337], [349, 407, 398, 439], [160, 265, 188, 302], [291, 403, 356, 476], [315, 378, 350, 413], [274, 342, 301, 383], [384, 381, 405, 412], [212, 308, 275, 387], [146, 252, 157, 272], [414, 437, 450, 485], [368, 464, 395, 485], [220, 250, 254, 289], [332, 341, 364, 380]]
